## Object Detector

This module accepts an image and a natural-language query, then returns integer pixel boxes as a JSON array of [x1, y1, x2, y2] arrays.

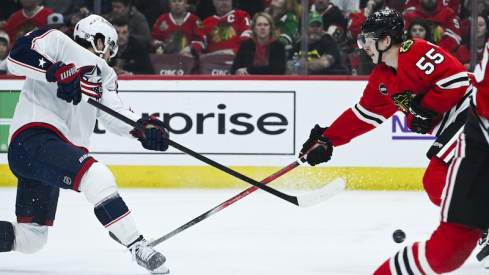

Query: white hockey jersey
[[7, 28, 139, 150]]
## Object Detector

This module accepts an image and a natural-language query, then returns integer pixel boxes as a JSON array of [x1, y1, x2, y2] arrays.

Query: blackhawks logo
[[391, 90, 415, 112], [211, 22, 236, 43], [400, 39, 414, 53]]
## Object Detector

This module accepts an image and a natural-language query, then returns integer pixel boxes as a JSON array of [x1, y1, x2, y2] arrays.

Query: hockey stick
[[82, 95, 343, 207], [109, 161, 345, 247]]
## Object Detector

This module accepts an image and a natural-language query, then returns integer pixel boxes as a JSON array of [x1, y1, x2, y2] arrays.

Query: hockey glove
[[131, 116, 170, 151], [46, 61, 81, 105], [409, 95, 438, 134], [299, 124, 333, 166]]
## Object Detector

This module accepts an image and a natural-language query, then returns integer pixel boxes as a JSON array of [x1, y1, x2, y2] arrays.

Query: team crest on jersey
[[400, 39, 415, 54], [211, 23, 236, 42], [196, 20, 204, 29], [159, 21, 169, 31], [379, 83, 388, 95], [391, 90, 414, 112], [79, 65, 103, 99]]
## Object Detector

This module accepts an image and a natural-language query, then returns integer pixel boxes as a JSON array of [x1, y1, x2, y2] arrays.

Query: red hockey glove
[[409, 95, 438, 134], [131, 116, 170, 151], [299, 124, 333, 166], [46, 61, 81, 105]]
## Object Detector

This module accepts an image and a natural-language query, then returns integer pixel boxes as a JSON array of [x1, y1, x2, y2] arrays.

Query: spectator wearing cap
[[46, 13, 67, 33], [287, 11, 344, 75], [3, 0, 54, 48], [0, 31, 11, 74]]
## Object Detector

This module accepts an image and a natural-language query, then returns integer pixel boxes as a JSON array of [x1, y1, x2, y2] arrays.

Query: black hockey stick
[[82, 95, 344, 207], [109, 160, 345, 247]]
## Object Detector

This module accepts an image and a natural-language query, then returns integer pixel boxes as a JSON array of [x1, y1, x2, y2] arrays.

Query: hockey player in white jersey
[[0, 15, 170, 274]]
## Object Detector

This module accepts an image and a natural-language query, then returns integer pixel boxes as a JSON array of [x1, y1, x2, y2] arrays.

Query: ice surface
[[0, 188, 486, 274]]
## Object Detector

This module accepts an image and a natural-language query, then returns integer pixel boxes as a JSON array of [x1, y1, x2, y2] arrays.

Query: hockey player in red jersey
[[300, 10, 472, 207], [373, 36, 489, 275], [203, 0, 252, 54]]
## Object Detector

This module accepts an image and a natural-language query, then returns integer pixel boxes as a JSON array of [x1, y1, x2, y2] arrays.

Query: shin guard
[[94, 194, 138, 246], [0, 221, 14, 252]]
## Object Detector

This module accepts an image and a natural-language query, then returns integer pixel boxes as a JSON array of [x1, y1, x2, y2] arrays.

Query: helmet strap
[[374, 36, 393, 65]]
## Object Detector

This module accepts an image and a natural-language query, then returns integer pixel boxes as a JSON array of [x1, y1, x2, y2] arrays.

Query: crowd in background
[[0, 0, 487, 76]]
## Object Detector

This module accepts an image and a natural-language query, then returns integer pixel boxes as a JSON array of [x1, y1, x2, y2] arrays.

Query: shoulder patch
[[196, 20, 204, 29], [400, 39, 415, 54], [379, 83, 388, 95]]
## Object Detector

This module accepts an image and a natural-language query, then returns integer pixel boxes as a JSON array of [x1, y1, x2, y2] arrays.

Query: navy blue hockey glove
[[131, 116, 170, 151], [299, 124, 333, 166], [46, 61, 81, 105], [409, 95, 438, 134]]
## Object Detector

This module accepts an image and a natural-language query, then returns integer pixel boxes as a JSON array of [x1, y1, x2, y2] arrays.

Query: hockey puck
[[393, 229, 406, 243]]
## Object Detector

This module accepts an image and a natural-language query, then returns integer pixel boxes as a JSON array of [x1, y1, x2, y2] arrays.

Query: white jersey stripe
[[435, 72, 470, 89], [417, 242, 439, 275], [351, 103, 387, 127]]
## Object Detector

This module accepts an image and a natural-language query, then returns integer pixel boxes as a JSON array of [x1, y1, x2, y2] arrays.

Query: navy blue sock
[[0, 221, 15, 252]]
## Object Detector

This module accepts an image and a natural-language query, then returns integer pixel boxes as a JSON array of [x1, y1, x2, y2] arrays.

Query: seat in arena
[[150, 54, 198, 75], [198, 53, 235, 75]]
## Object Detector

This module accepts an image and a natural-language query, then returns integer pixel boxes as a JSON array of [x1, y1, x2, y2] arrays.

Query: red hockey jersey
[[203, 10, 252, 53], [151, 12, 206, 53], [471, 39, 489, 119], [403, 5, 462, 52], [4, 6, 53, 48], [324, 39, 471, 157]]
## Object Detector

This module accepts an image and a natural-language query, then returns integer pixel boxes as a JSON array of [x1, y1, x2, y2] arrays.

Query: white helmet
[[74, 14, 118, 58]]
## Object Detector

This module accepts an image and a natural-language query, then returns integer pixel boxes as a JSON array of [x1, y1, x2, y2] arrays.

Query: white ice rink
[[0, 187, 487, 275]]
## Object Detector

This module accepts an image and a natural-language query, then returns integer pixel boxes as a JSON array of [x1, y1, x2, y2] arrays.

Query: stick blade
[[296, 177, 346, 207]]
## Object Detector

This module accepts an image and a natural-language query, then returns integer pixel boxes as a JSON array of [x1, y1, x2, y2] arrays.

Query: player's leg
[[79, 161, 169, 274], [422, 156, 448, 207], [373, 222, 480, 275], [0, 176, 55, 254], [11, 126, 168, 273]]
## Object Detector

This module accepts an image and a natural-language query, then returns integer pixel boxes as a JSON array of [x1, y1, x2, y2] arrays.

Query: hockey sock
[[94, 194, 139, 246], [0, 221, 15, 252], [373, 222, 480, 275]]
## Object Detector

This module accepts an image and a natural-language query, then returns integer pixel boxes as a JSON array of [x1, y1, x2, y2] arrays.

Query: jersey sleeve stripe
[[444, 29, 461, 45], [7, 56, 46, 73], [352, 103, 386, 126], [8, 29, 56, 73], [436, 72, 470, 89]]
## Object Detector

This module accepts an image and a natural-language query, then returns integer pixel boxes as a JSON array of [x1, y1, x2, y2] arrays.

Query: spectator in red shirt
[[403, 0, 462, 52], [3, 0, 53, 48], [151, 0, 206, 56], [203, 0, 252, 54], [456, 14, 489, 71]]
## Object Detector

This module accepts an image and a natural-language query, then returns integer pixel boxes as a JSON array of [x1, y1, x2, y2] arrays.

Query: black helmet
[[361, 9, 404, 44]]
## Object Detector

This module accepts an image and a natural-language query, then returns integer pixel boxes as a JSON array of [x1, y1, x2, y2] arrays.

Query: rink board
[[0, 76, 432, 190]]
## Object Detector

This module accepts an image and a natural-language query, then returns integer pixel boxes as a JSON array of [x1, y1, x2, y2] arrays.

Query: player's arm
[[299, 69, 397, 165], [7, 29, 63, 81], [471, 38, 489, 119]]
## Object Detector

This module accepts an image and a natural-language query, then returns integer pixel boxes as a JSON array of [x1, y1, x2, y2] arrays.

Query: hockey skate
[[129, 235, 170, 274], [477, 230, 489, 268]]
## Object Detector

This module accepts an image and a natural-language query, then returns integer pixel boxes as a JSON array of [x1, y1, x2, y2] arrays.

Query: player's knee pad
[[0, 221, 15, 252], [79, 162, 118, 205], [12, 223, 48, 254]]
